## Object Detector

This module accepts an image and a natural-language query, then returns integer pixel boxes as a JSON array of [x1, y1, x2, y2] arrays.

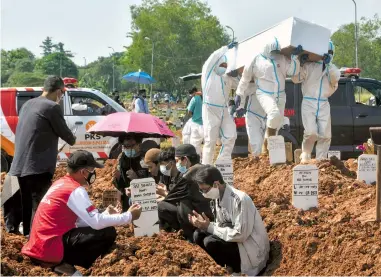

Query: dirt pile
[[233, 156, 380, 276]]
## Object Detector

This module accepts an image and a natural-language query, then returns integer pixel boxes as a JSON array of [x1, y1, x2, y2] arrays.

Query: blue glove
[[235, 95, 241, 107], [323, 53, 332, 65], [300, 54, 309, 66], [236, 108, 246, 117], [292, 45, 303, 55], [228, 41, 238, 49]]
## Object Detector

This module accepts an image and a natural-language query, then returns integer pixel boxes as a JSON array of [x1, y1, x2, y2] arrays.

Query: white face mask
[[202, 187, 219, 199], [160, 164, 171, 176], [140, 159, 148, 168], [216, 67, 226, 76]]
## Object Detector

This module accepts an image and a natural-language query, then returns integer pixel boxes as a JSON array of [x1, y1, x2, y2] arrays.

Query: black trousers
[[18, 172, 53, 236], [62, 226, 117, 269], [157, 200, 195, 241], [193, 229, 241, 273], [2, 190, 22, 233]]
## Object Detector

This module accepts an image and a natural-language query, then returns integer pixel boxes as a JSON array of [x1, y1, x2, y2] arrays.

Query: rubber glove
[[323, 53, 332, 65], [300, 54, 309, 66], [235, 95, 241, 107], [235, 108, 246, 117], [292, 45, 303, 55], [228, 41, 238, 49]]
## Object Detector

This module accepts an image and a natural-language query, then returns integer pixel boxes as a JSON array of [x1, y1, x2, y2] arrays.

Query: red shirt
[[22, 176, 80, 263]]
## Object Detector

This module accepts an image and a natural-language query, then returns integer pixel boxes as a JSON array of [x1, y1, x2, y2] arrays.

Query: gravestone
[[102, 190, 119, 208], [130, 178, 160, 237], [294, 149, 302, 164], [268, 135, 286, 165], [328, 151, 341, 160], [292, 164, 319, 210], [215, 159, 234, 187], [357, 154, 377, 185], [285, 142, 293, 162]]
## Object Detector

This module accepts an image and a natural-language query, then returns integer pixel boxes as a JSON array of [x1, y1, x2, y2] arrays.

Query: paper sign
[[357, 154, 377, 185], [130, 178, 159, 237], [215, 159, 234, 187], [102, 190, 119, 208], [292, 164, 319, 210], [268, 136, 286, 165], [328, 151, 341, 160]]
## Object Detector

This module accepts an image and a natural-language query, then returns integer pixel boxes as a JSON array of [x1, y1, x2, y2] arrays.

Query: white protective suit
[[182, 119, 192, 144], [207, 185, 270, 275], [238, 82, 267, 157], [236, 38, 300, 131], [201, 46, 237, 165], [291, 41, 340, 160]]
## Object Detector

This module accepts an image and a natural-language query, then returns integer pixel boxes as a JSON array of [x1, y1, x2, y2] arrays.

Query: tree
[[15, 58, 35, 72], [40, 36, 55, 56], [35, 52, 78, 78], [332, 14, 381, 80], [122, 0, 229, 94], [6, 72, 46, 87], [53, 42, 74, 58], [1, 48, 35, 84]]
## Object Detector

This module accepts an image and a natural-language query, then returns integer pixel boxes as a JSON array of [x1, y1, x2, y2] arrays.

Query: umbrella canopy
[[88, 112, 174, 138], [122, 71, 156, 85]]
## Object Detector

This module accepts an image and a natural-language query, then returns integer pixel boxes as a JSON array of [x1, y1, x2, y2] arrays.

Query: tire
[[1, 152, 9, 173]]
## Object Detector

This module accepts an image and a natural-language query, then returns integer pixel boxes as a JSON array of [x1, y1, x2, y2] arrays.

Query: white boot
[[300, 152, 311, 163]]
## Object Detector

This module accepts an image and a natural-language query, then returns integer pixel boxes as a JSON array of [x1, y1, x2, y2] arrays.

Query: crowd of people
[[2, 35, 340, 276]]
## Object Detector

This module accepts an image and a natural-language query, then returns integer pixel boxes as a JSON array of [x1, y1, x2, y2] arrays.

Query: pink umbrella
[[88, 112, 175, 138]]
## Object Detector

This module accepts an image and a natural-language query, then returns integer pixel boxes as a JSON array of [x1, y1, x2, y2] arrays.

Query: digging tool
[[369, 127, 381, 222]]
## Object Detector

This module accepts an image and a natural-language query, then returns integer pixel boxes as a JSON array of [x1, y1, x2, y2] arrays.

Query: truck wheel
[[109, 144, 122, 159], [1, 152, 9, 173]]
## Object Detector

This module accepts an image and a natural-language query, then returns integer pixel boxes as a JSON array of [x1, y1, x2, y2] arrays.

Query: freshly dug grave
[[233, 156, 380, 276], [1, 160, 228, 276]]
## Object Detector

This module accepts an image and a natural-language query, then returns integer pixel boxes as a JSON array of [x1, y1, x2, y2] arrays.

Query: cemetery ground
[[1, 157, 381, 276]]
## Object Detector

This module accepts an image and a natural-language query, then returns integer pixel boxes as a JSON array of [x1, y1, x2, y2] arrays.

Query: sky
[[1, 0, 380, 65]]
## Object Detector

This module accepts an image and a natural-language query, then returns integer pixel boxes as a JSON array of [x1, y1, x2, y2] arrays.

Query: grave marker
[[357, 154, 377, 185], [292, 164, 319, 210], [328, 151, 341, 160], [268, 135, 286, 165], [215, 159, 234, 187], [294, 149, 302, 164], [102, 190, 119, 208], [130, 178, 159, 237], [285, 142, 293, 162]]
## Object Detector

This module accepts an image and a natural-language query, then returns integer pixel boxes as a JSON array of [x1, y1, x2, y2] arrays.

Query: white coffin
[[226, 17, 331, 73]]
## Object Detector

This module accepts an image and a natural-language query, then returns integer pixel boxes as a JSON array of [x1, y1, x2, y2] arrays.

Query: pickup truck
[[233, 68, 381, 159]]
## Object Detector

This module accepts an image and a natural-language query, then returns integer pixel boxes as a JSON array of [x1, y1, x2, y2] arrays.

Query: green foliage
[[35, 52, 78, 78], [6, 72, 46, 87], [1, 48, 36, 84], [53, 42, 74, 58], [332, 14, 381, 80], [15, 58, 35, 72], [122, 0, 229, 94], [40, 36, 55, 56]]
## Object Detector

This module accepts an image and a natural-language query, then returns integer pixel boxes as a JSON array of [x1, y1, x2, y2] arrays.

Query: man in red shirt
[[22, 150, 142, 275]]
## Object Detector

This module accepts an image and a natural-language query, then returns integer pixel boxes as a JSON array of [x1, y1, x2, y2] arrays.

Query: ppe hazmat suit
[[291, 41, 340, 161], [237, 82, 267, 157], [201, 46, 237, 165], [236, 38, 300, 132]]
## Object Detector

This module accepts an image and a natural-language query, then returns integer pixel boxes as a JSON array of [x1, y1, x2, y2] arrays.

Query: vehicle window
[[17, 94, 65, 115], [70, 95, 114, 116], [329, 83, 347, 106], [352, 81, 381, 107]]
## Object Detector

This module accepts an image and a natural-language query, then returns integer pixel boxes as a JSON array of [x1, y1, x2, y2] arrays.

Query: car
[[233, 67, 381, 160], [0, 85, 126, 172]]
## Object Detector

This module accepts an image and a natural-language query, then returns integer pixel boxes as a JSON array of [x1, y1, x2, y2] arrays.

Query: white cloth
[[182, 119, 192, 144], [189, 121, 204, 155], [237, 82, 266, 157], [207, 185, 270, 275], [291, 61, 340, 160], [201, 46, 238, 165], [236, 38, 300, 130], [67, 186, 132, 230], [71, 103, 88, 111]]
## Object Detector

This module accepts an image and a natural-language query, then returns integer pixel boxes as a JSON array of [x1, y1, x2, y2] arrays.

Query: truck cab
[[1, 85, 126, 172]]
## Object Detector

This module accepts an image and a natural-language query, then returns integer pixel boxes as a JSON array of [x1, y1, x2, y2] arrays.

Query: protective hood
[[261, 37, 281, 58], [213, 54, 228, 74], [328, 40, 335, 61]]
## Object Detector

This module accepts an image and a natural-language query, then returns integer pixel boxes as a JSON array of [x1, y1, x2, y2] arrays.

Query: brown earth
[[1, 156, 380, 276]]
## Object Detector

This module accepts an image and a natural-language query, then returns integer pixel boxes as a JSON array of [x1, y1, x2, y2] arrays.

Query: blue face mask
[[124, 149, 136, 158], [176, 162, 187, 174], [216, 67, 226, 76]]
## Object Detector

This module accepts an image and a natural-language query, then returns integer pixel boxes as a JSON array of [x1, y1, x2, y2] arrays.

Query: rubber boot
[[300, 152, 311, 163]]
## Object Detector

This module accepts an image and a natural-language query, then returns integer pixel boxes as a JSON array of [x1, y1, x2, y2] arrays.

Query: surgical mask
[[202, 187, 219, 199], [160, 165, 171, 176], [176, 162, 187, 174], [140, 159, 148, 168], [216, 67, 226, 76], [124, 149, 136, 158], [83, 170, 96, 185]]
